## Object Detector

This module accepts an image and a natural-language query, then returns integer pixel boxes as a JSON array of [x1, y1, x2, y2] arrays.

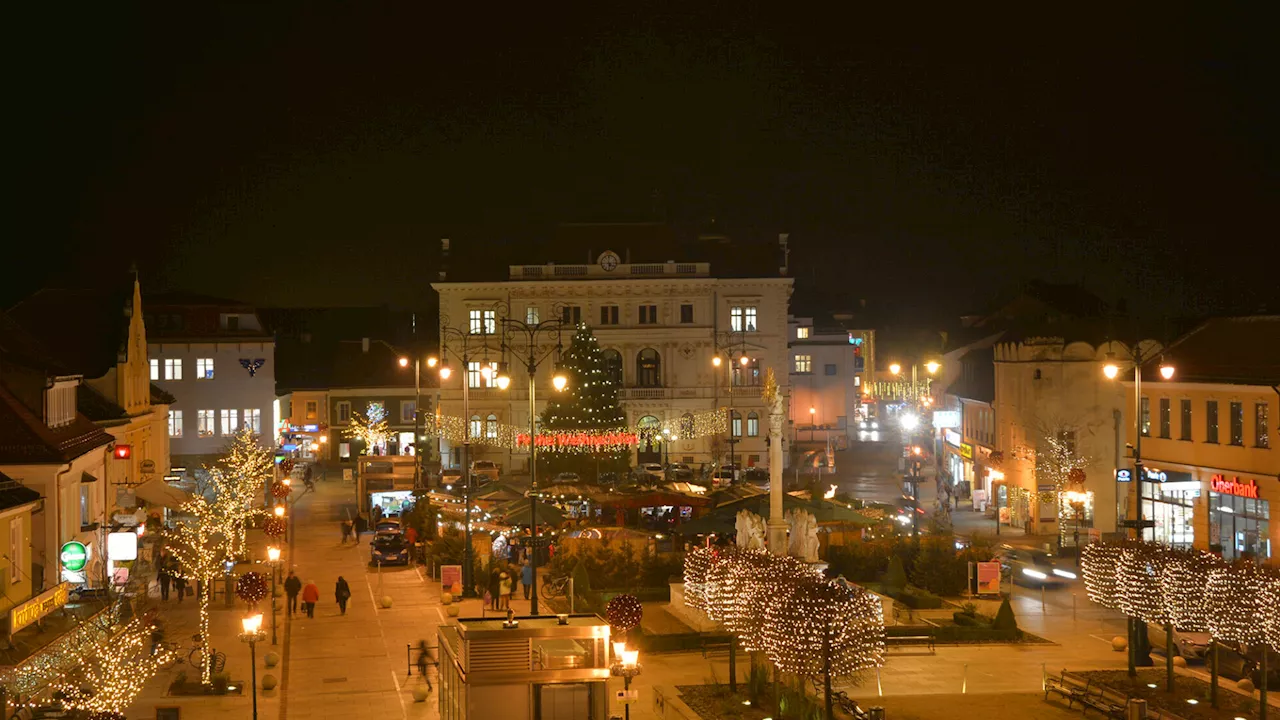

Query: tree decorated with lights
[[163, 494, 227, 684], [344, 402, 391, 455], [51, 617, 175, 717], [1116, 543, 1171, 625], [761, 578, 885, 677], [537, 325, 630, 479], [208, 427, 273, 558], [1081, 541, 1124, 610], [1033, 425, 1093, 546]]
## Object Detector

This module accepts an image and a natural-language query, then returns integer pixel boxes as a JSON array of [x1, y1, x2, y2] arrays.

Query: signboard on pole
[[976, 561, 1002, 595], [440, 564, 463, 593]]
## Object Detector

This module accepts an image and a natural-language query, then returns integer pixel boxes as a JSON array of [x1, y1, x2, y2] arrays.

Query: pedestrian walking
[[284, 570, 303, 615], [488, 568, 501, 611], [335, 576, 351, 615], [354, 514, 368, 539], [521, 560, 533, 600], [302, 580, 320, 618], [341, 518, 353, 544], [499, 572, 512, 610], [172, 574, 187, 603], [157, 555, 172, 601]]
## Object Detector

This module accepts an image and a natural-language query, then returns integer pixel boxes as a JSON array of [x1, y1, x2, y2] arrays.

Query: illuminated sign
[[107, 532, 139, 561], [944, 429, 962, 447], [60, 541, 87, 572], [933, 411, 961, 429], [1210, 474, 1260, 499], [1116, 468, 1133, 483], [303, 424, 320, 433], [1143, 467, 1168, 483], [959, 443, 973, 460], [9, 583, 70, 636], [113, 444, 132, 460]]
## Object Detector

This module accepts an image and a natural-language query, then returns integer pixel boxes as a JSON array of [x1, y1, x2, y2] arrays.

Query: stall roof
[[594, 488, 713, 510], [674, 494, 878, 536], [493, 499, 566, 527]]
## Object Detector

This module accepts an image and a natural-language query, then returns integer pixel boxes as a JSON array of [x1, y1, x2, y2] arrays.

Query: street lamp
[[889, 362, 902, 376], [494, 302, 568, 614], [1063, 491, 1088, 569], [610, 642, 643, 720], [712, 329, 754, 476], [266, 546, 281, 645], [240, 613, 267, 720]]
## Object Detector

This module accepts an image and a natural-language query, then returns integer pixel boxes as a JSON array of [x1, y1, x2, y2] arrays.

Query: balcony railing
[[509, 261, 710, 280]]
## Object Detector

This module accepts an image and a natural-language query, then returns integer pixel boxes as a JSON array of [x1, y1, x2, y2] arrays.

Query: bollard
[[1041, 663, 1046, 692], [962, 663, 968, 694], [1040, 586, 1046, 613], [1072, 593, 1077, 622], [406, 644, 412, 676], [876, 667, 883, 697]]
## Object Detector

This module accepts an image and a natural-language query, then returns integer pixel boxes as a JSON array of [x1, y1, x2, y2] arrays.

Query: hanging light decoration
[[1161, 548, 1221, 632], [1206, 562, 1270, 646], [606, 594, 644, 636], [1116, 543, 1170, 624], [235, 571, 270, 606], [1081, 542, 1125, 610]]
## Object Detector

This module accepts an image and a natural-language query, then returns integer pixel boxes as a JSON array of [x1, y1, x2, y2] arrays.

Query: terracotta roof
[[7, 287, 132, 379], [78, 383, 128, 423], [150, 383, 176, 405], [1141, 315, 1280, 386], [0, 382, 114, 465], [0, 471, 42, 512]]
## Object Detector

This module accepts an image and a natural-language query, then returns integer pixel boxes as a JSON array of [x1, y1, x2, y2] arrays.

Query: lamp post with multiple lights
[[610, 641, 643, 720], [712, 329, 755, 478], [397, 353, 439, 490], [1102, 342, 1174, 677], [434, 316, 499, 597], [493, 303, 568, 614]]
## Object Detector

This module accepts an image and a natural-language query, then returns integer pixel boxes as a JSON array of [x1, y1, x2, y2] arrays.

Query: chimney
[[439, 238, 451, 282], [361, 337, 370, 353], [778, 233, 790, 276]]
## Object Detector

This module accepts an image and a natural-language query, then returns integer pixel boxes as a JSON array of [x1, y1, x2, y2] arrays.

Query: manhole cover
[[322, 677, 347, 684]]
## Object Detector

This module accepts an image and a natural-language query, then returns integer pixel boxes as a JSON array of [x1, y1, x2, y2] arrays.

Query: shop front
[[943, 430, 973, 490], [1139, 468, 1198, 549], [1207, 473, 1271, 561]]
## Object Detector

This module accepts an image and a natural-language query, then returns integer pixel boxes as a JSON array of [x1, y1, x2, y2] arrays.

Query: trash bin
[[1126, 698, 1147, 720], [868, 707, 886, 719]]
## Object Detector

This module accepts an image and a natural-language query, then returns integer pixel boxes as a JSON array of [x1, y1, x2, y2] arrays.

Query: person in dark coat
[[157, 554, 172, 601], [284, 570, 303, 615], [488, 568, 502, 610], [172, 573, 187, 602], [341, 518, 353, 544], [354, 514, 368, 539], [335, 576, 352, 615]]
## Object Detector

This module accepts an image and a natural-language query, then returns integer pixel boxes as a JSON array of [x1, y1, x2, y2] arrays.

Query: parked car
[[375, 517, 402, 535], [371, 534, 409, 565], [996, 545, 1075, 587], [471, 460, 500, 482], [554, 472, 581, 482], [1145, 622, 1211, 662], [711, 468, 736, 488], [1213, 642, 1280, 689], [668, 463, 693, 480], [597, 471, 621, 486], [640, 463, 665, 481], [857, 419, 880, 431]]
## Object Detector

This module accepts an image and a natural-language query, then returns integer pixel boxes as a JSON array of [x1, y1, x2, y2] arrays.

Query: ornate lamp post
[[266, 546, 281, 645], [493, 302, 567, 615], [712, 329, 755, 476], [240, 613, 267, 720], [610, 642, 643, 720]]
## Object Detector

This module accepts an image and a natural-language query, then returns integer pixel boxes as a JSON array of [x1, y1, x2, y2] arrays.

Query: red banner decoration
[[515, 431, 639, 450]]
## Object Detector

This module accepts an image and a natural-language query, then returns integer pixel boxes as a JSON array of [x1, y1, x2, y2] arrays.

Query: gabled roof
[[1141, 315, 1280, 385], [144, 291, 253, 308], [276, 337, 424, 393], [946, 347, 996, 403], [7, 286, 132, 379], [78, 383, 128, 423], [150, 383, 176, 405], [0, 471, 42, 512], [0, 382, 114, 465]]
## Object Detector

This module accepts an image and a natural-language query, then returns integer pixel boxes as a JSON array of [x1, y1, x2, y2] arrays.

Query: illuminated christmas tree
[[344, 402, 392, 454], [53, 617, 175, 716], [209, 427, 273, 558], [163, 494, 227, 684], [538, 325, 630, 479]]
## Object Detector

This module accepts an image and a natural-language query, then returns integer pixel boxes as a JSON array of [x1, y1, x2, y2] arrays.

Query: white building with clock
[[432, 239, 794, 477]]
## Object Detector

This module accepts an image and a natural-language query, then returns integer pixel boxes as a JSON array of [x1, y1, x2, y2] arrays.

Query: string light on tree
[[1081, 542, 1124, 610], [1161, 548, 1221, 632], [344, 402, 392, 454], [162, 493, 227, 684], [50, 618, 175, 717]]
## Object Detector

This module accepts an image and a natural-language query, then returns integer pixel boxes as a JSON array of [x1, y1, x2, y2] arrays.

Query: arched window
[[636, 348, 661, 387], [747, 411, 760, 437], [485, 413, 498, 439], [680, 412, 695, 437], [602, 349, 623, 386], [731, 411, 743, 437], [469, 415, 482, 440]]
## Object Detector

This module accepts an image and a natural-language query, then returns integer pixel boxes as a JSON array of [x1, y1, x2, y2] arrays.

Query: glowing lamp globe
[[426, 356, 438, 368], [739, 355, 751, 366], [925, 361, 940, 374], [712, 356, 722, 367], [1159, 364, 1175, 380], [552, 374, 568, 391], [889, 363, 902, 375], [439, 364, 452, 380], [398, 357, 409, 368], [496, 374, 511, 390], [242, 613, 264, 634]]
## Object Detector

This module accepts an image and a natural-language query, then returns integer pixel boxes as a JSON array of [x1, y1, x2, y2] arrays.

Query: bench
[[1044, 671, 1125, 718], [884, 634, 936, 653]]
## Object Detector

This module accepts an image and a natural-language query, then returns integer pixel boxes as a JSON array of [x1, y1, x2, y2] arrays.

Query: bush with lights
[[1081, 542, 1124, 610], [1206, 561, 1270, 647], [1116, 543, 1171, 625], [761, 578, 885, 677], [1161, 548, 1220, 632], [51, 617, 175, 716]]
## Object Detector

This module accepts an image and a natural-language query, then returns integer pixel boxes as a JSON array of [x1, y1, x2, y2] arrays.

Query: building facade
[[1120, 316, 1279, 561], [787, 316, 875, 452], [145, 294, 276, 468], [432, 255, 793, 475]]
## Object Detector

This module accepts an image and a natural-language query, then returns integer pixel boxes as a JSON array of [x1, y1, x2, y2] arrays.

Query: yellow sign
[[959, 443, 973, 460], [9, 582, 70, 636]]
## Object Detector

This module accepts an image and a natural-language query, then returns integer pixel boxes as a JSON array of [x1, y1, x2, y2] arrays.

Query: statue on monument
[[786, 508, 820, 562], [735, 510, 766, 551]]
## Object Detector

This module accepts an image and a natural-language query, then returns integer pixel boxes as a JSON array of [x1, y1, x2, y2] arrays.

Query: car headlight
[[1052, 569, 1077, 580], [859, 421, 867, 429], [872, 421, 879, 429], [1022, 568, 1048, 580]]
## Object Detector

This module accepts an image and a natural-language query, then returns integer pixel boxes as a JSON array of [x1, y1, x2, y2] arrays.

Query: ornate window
[[602, 349, 623, 385], [636, 348, 661, 387], [747, 411, 760, 437]]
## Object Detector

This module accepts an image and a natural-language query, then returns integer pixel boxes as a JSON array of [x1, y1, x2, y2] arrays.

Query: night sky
[[11, 7, 1277, 320]]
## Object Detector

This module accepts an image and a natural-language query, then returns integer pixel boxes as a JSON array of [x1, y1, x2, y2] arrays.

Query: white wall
[[149, 341, 276, 459]]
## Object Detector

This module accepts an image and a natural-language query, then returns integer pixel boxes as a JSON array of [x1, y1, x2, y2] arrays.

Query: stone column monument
[[763, 369, 789, 555]]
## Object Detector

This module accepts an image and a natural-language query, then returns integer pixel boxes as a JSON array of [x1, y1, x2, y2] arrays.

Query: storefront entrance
[[1210, 491, 1271, 561], [1141, 481, 1198, 549]]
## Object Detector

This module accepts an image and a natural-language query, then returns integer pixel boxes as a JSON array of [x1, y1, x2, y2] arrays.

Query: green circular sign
[[60, 541, 87, 572]]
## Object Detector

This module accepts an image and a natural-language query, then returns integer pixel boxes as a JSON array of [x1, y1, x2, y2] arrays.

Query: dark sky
[[11, 6, 1277, 320]]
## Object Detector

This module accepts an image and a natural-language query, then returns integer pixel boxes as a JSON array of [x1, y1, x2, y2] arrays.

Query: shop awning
[[132, 480, 193, 510]]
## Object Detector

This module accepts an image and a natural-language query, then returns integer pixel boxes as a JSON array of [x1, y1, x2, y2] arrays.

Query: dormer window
[[44, 379, 78, 428]]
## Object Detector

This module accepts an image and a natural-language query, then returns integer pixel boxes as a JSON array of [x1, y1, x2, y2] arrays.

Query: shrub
[[992, 597, 1019, 635], [895, 587, 943, 609], [952, 611, 985, 627], [882, 555, 909, 593]]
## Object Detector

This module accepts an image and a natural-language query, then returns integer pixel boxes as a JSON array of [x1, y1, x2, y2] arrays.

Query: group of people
[[154, 552, 189, 601], [486, 559, 534, 610], [284, 570, 352, 617], [340, 514, 370, 543]]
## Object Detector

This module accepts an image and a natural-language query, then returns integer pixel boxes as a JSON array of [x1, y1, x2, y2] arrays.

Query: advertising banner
[[976, 561, 1002, 594], [440, 564, 463, 593]]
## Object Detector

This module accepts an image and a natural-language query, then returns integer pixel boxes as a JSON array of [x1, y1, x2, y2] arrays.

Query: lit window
[[339, 442, 350, 459], [305, 401, 317, 419], [402, 401, 417, 424], [165, 358, 183, 380], [468, 361, 499, 389], [149, 358, 159, 380], [242, 408, 261, 434], [198, 409, 216, 437], [794, 354, 812, 373], [196, 358, 213, 379], [746, 412, 759, 437], [220, 409, 239, 436], [1257, 402, 1270, 448], [469, 415, 482, 439], [168, 410, 183, 438], [486, 414, 498, 439], [526, 306, 540, 324], [730, 306, 759, 332], [797, 327, 810, 339], [731, 411, 743, 437]]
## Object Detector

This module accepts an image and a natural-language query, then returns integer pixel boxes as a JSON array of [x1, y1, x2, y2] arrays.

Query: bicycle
[[170, 633, 227, 674], [539, 575, 570, 601]]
